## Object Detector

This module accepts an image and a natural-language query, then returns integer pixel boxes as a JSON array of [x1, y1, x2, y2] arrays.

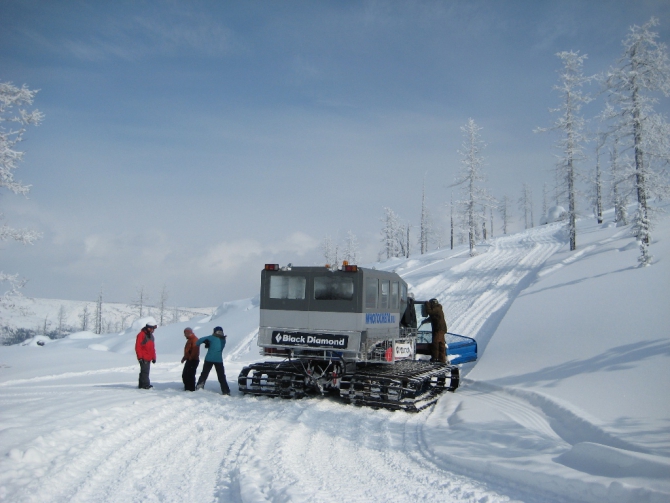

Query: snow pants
[[182, 359, 200, 391], [138, 359, 152, 388], [197, 361, 230, 394], [431, 331, 447, 364]]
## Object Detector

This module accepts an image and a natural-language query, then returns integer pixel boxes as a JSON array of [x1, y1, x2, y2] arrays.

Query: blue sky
[[1, 0, 669, 307]]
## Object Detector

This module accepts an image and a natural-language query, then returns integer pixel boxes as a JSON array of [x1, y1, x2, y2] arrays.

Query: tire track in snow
[[214, 400, 518, 503]]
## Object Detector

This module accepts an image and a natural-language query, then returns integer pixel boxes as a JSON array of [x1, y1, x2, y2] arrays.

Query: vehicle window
[[400, 284, 407, 304], [391, 281, 399, 309], [365, 278, 378, 309], [269, 275, 306, 300], [380, 280, 389, 309], [314, 276, 354, 301]]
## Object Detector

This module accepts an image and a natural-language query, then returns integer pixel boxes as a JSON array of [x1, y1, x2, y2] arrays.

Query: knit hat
[[213, 326, 224, 336]]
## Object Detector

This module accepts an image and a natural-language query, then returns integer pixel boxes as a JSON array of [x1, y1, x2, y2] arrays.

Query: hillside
[[0, 210, 668, 502], [0, 297, 215, 345]]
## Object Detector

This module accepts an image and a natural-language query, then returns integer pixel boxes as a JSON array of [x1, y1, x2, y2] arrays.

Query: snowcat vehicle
[[238, 263, 477, 412]]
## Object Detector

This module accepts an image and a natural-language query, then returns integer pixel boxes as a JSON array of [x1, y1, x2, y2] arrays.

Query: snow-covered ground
[[1, 210, 668, 502]]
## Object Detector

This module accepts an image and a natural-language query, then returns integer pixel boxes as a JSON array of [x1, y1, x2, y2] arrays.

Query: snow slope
[[0, 210, 668, 503]]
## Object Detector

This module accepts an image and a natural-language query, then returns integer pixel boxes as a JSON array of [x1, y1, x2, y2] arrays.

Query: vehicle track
[[406, 224, 564, 342], [0, 383, 521, 503]]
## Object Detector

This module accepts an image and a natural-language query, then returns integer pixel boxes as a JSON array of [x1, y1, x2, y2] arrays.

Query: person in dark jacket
[[181, 327, 200, 391], [195, 326, 230, 395], [135, 320, 157, 389], [400, 292, 418, 329], [421, 298, 448, 363]]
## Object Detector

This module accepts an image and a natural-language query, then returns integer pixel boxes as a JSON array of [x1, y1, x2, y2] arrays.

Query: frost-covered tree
[[158, 284, 169, 326], [57, 305, 67, 336], [381, 207, 400, 259], [449, 194, 454, 249], [397, 222, 411, 258], [537, 51, 592, 251], [0, 82, 43, 301], [489, 207, 494, 238], [342, 231, 359, 264], [610, 137, 630, 226], [133, 286, 148, 318], [518, 184, 535, 230], [79, 304, 90, 331], [499, 195, 511, 235], [452, 118, 493, 256], [321, 236, 336, 267], [593, 134, 606, 224], [604, 17, 670, 266], [94, 289, 103, 335], [419, 181, 432, 254]]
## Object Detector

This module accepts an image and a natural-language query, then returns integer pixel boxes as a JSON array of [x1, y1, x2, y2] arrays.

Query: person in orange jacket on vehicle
[[181, 327, 200, 391], [135, 320, 157, 389]]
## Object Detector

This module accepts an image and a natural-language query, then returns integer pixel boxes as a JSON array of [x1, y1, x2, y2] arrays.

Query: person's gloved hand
[[138, 358, 144, 363], [152, 359, 156, 364]]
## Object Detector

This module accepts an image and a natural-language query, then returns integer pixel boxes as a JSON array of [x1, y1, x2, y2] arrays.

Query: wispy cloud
[[28, 4, 241, 62]]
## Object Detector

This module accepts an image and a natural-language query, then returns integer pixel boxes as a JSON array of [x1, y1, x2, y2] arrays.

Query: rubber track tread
[[239, 360, 459, 412], [340, 361, 459, 412], [238, 360, 313, 399]]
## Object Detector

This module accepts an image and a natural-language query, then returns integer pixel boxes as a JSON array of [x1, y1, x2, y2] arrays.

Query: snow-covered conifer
[[518, 184, 535, 230], [0, 82, 43, 301], [594, 134, 606, 224], [133, 286, 148, 318], [499, 195, 511, 235], [537, 51, 592, 250], [321, 236, 336, 266], [449, 194, 454, 249], [57, 305, 67, 336], [94, 289, 103, 335], [452, 118, 494, 256], [342, 231, 359, 264], [610, 138, 630, 226], [419, 181, 433, 254], [79, 304, 90, 331], [158, 285, 169, 326], [604, 17, 670, 266], [380, 207, 401, 259]]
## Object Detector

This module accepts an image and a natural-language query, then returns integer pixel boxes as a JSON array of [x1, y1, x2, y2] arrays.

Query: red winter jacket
[[135, 328, 156, 361]]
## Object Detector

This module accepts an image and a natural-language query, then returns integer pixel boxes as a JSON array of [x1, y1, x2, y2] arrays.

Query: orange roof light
[[265, 264, 280, 271]]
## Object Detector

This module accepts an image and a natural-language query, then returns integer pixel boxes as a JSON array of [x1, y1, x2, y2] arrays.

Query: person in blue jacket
[[195, 326, 231, 395]]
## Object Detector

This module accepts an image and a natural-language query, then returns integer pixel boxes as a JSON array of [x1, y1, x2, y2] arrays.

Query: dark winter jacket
[[197, 333, 226, 363], [424, 300, 447, 335], [135, 328, 156, 361], [401, 298, 418, 328], [182, 332, 200, 362]]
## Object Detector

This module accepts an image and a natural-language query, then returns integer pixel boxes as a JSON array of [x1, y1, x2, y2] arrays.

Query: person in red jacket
[[135, 320, 157, 389], [181, 327, 200, 391]]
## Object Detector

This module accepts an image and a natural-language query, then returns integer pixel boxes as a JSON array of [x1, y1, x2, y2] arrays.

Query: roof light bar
[[343, 264, 358, 272], [264, 264, 280, 271]]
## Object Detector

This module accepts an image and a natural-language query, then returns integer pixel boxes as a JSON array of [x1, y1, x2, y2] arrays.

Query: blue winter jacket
[[196, 334, 226, 363]]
